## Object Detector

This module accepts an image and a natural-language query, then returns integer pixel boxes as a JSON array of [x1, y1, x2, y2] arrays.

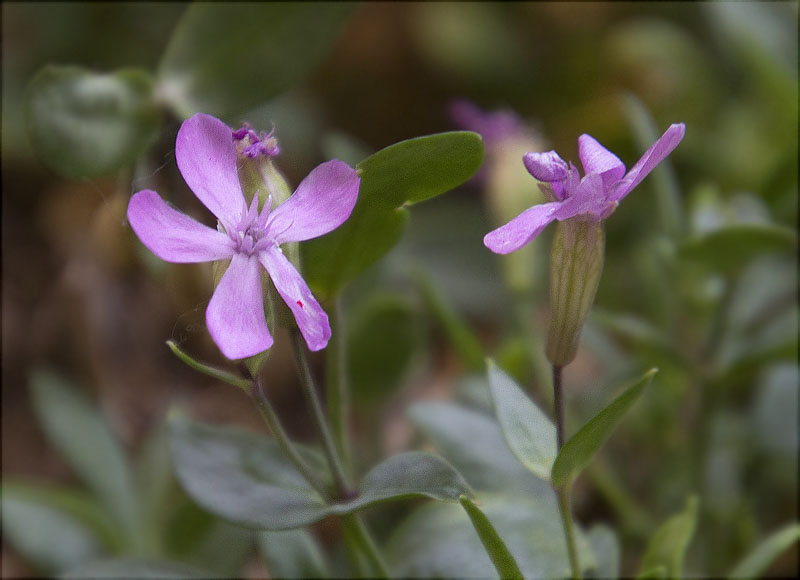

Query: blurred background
[[2, 2, 797, 578]]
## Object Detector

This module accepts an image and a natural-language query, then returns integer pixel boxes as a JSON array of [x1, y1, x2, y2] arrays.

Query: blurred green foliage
[[2, 1, 797, 578]]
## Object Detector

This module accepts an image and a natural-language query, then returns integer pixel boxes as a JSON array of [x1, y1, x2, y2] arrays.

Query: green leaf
[[347, 295, 423, 404], [551, 368, 657, 489], [25, 66, 160, 179], [258, 529, 331, 579], [487, 361, 557, 481], [459, 496, 524, 580], [678, 223, 797, 273], [135, 418, 175, 555], [1, 484, 109, 574], [62, 558, 210, 579], [638, 496, 699, 579], [728, 523, 800, 579], [157, 3, 353, 118], [170, 415, 472, 529], [385, 493, 595, 578], [303, 131, 484, 297], [408, 401, 550, 495], [28, 370, 142, 548]]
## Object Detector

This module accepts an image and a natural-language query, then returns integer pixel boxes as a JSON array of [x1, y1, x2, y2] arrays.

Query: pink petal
[[578, 134, 625, 188], [523, 151, 569, 183], [268, 160, 360, 244], [258, 246, 330, 351], [483, 202, 562, 254], [206, 253, 273, 359], [127, 190, 235, 263], [553, 173, 606, 220], [176, 113, 245, 228], [610, 123, 686, 202]]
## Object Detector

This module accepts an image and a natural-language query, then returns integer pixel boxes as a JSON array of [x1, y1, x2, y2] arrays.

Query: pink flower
[[127, 113, 360, 359], [484, 124, 685, 254]]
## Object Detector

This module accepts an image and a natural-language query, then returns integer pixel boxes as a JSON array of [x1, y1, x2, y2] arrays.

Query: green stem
[[250, 378, 330, 499], [557, 484, 582, 580], [289, 329, 353, 499], [326, 297, 353, 478], [553, 364, 581, 579], [342, 513, 391, 578]]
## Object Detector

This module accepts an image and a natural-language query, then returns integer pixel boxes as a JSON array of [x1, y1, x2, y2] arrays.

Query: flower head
[[127, 113, 360, 359], [484, 123, 685, 254]]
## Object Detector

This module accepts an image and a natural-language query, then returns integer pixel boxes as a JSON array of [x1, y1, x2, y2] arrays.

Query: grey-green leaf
[[551, 368, 657, 489], [25, 66, 161, 178], [302, 131, 484, 298], [728, 523, 800, 579], [408, 401, 551, 496], [157, 3, 354, 118], [170, 415, 472, 530], [586, 524, 621, 579], [487, 360, 557, 481], [1, 485, 107, 574], [28, 369, 142, 547], [385, 492, 595, 579], [258, 529, 331, 579], [638, 496, 699, 579]]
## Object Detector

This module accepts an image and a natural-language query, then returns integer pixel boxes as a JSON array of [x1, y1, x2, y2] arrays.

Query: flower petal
[[610, 123, 686, 201], [267, 160, 360, 244], [553, 173, 606, 220], [206, 253, 273, 359], [578, 134, 625, 187], [176, 113, 245, 227], [259, 246, 330, 351], [523, 151, 569, 183], [127, 190, 235, 263], [484, 202, 562, 254]]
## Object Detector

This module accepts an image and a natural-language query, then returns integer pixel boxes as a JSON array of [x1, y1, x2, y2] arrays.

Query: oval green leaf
[[302, 131, 484, 297], [157, 3, 353, 118], [258, 529, 331, 579], [25, 66, 161, 178], [551, 368, 657, 489], [487, 360, 557, 481]]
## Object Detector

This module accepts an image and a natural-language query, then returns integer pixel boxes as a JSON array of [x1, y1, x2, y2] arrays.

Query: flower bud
[[546, 218, 605, 366]]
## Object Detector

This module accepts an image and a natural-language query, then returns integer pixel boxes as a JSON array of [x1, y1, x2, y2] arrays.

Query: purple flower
[[448, 98, 533, 151], [484, 124, 685, 254], [127, 113, 360, 359]]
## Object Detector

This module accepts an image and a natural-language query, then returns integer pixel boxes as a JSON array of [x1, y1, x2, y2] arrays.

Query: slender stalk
[[251, 378, 330, 499], [326, 296, 353, 477], [342, 513, 391, 578], [557, 485, 582, 580], [553, 363, 581, 579], [289, 328, 353, 499]]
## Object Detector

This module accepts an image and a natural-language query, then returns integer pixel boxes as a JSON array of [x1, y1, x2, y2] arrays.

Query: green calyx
[[546, 218, 605, 366]]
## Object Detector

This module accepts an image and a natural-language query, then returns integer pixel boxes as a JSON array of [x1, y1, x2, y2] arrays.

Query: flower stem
[[342, 513, 391, 578], [326, 297, 353, 478], [289, 329, 391, 577], [553, 363, 581, 579], [250, 378, 330, 499], [289, 328, 353, 499]]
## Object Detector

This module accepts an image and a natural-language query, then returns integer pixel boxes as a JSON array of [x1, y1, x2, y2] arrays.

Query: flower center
[[225, 194, 275, 256]]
